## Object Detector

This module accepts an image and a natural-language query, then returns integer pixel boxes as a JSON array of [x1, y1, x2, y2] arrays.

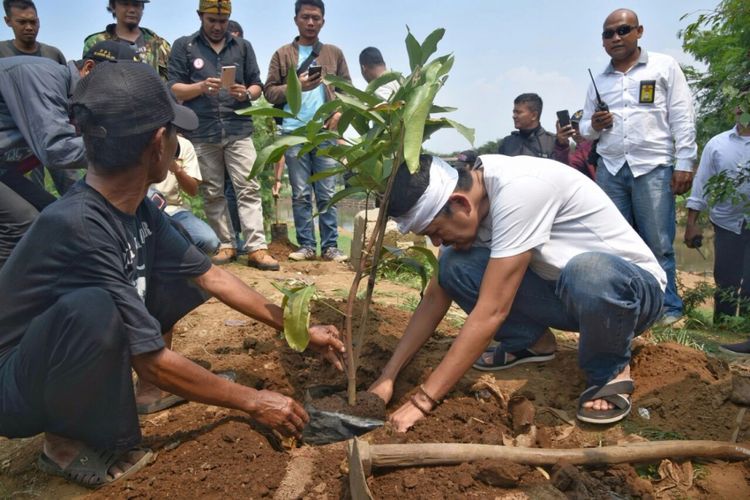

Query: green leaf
[[286, 64, 302, 116], [405, 26, 422, 72], [402, 82, 440, 172], [443, 118, 476, 146], [250, 135, 307, 178], [365, 72, 402, 96], [323, 186, 366, 213], [324, 75, 381, 106], [430, 105, 457, 114], [420, 28, 445, 64], [235, 106, 296, 119], [282, 285, 316, 352], [309, 166, 347, 183], [311, 99, 343, 124], [336, 93, 386, 124], [406, 245, 439, 285]]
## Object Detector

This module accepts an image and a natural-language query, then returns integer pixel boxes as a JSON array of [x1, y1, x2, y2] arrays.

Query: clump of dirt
[[267, 238, 298, 262], [311, 390, 387, 420]]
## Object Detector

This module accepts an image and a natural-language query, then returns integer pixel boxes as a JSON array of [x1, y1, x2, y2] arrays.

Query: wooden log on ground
[[354, 439, 750, 476]]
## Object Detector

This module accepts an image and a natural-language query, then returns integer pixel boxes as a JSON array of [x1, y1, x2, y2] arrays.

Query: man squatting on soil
[[369, 154, 666, 432], [0, 62, 345, 488]]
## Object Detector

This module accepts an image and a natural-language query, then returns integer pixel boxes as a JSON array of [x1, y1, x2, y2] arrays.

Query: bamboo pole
[[353, 440, 750, 476]]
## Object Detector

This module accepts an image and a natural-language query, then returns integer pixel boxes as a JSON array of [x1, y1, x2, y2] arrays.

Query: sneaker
[[212, 247, 237, 265], [654, 314, 681, 327], [322, 247, 349, 263], [247, 249, 280, 271], [288, 247, 316, 261], [718, 340, 750, 357]]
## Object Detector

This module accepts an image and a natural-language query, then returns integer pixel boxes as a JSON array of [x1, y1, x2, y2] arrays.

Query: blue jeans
[[284, 140, 339, 251], [439, 247, 664, 387], [170, 210, 220, 255], [596, 162, 681, 317]]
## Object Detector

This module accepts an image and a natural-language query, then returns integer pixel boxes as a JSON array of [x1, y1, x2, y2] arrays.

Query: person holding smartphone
[[553, 110, 596, 179], [264, 0, 351, 264], [168, 0, 280, 271]]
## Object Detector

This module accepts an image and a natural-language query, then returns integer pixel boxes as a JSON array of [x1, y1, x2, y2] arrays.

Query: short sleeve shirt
[[0, 181, 212, 358], [151, 136, 201, 215], [474, 155, 666, 289]]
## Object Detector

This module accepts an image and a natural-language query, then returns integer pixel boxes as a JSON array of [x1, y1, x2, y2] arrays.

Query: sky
[[18, 0, 719, 153]]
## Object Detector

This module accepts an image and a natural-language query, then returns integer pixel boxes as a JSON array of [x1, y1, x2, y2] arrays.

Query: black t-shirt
[[0, 181, 211, 358]]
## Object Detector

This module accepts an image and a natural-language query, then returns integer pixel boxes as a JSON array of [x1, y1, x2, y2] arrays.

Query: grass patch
[[396, 294, 421, 313], [625, 424, 687, 441]]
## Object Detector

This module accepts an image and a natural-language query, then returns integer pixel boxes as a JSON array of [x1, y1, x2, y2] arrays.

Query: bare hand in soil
[[368, 377, 394, 404], [390, 399, 425, 432], [249, 390, 309, 438], [307, 325, 346, 371]]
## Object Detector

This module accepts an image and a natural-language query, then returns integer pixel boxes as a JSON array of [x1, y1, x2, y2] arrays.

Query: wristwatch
[[245, 88, 253, 101]]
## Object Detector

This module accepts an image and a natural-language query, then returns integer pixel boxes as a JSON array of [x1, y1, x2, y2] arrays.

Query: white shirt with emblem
[[580, 50, 697, 177]]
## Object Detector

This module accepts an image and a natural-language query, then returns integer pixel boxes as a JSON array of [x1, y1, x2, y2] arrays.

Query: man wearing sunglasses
[[580, 9, 697, 327]]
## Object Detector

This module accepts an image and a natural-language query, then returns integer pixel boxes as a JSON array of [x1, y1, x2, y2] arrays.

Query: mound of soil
[[1, 267, 748, 499]]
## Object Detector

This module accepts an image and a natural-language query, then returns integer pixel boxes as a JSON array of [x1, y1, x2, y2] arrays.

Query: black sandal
[[576, 379, 634, 424], [37, 445, 154, 488]]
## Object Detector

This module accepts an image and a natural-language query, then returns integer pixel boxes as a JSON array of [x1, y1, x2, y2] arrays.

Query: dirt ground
[[1, 258, 749, 499]]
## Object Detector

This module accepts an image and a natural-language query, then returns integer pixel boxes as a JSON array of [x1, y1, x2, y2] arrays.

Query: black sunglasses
[[602, 25, 638, 39]]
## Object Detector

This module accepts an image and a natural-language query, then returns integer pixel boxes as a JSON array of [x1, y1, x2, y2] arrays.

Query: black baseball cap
[[71, 61, 198, 138], [82, 40, 138, 63], [456, 150, 478, 165]]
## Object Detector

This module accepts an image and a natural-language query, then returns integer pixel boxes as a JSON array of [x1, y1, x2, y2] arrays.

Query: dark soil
[[1, 266, 749, 499], [311, 391, 387, 420]]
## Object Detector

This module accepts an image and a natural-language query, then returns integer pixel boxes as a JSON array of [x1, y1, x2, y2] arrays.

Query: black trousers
[[713, 222, 750, 321], [0, 171, 56, 269], [0, 278, 208, 451]]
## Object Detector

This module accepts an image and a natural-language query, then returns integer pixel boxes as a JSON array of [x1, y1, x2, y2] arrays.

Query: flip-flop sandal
[[576, 378, 634, 424], [136, 370, 237, 415], [37, 446, 154, 488], [472, 346, 555, 371]]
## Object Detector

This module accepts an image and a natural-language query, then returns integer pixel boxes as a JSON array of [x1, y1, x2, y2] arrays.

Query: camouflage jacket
[[83, 24, 170, 80]]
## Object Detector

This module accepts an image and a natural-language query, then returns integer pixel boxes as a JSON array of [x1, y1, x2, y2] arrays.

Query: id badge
[[639, 80, 656, 104]]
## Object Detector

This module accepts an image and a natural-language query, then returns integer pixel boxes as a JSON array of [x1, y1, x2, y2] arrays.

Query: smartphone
[[556, 110, 571, 128], [307, 64, 322, 78], [221, 65, 236, 89]]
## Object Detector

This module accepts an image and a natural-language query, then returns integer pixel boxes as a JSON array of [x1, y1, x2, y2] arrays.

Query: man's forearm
[[380, 280, 451, 380], [194, 264, 283, 330], [133, 348, 259, 413], [171, 82, 205, 102]]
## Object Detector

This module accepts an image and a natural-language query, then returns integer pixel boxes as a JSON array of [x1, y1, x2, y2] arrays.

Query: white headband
[[394, 157, 458, 234]]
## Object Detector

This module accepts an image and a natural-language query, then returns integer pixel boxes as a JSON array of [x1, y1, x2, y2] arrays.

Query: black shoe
[[718, 340, 750, 357]]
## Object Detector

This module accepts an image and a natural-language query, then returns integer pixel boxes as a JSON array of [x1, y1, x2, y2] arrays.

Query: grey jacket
[[0, 57, 85, 176]]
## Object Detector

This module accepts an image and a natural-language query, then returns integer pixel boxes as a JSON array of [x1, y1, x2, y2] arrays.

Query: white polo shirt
[[580, 49, 697, 177], [473, 155, 667, 290]]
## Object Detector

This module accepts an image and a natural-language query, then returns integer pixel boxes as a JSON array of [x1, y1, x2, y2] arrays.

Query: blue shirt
[[281, 44, 326, 133], [686, 126, 750, 234]]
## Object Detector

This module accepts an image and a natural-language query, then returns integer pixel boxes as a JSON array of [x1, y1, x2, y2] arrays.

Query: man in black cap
[[0, 61, 344, 488], [0, 39, 137, 270]]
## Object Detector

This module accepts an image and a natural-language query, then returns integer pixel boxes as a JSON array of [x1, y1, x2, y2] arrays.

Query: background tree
[[680, 0, 750, 145]]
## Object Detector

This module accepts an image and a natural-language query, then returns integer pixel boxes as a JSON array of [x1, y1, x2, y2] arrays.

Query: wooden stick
[[731, 407, 747, 443], [355, 440, 750, 475]]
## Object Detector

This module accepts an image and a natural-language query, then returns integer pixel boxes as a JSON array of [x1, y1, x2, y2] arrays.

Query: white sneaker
[[288, 247, 316, 261], [322, 247, 348, 263]]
